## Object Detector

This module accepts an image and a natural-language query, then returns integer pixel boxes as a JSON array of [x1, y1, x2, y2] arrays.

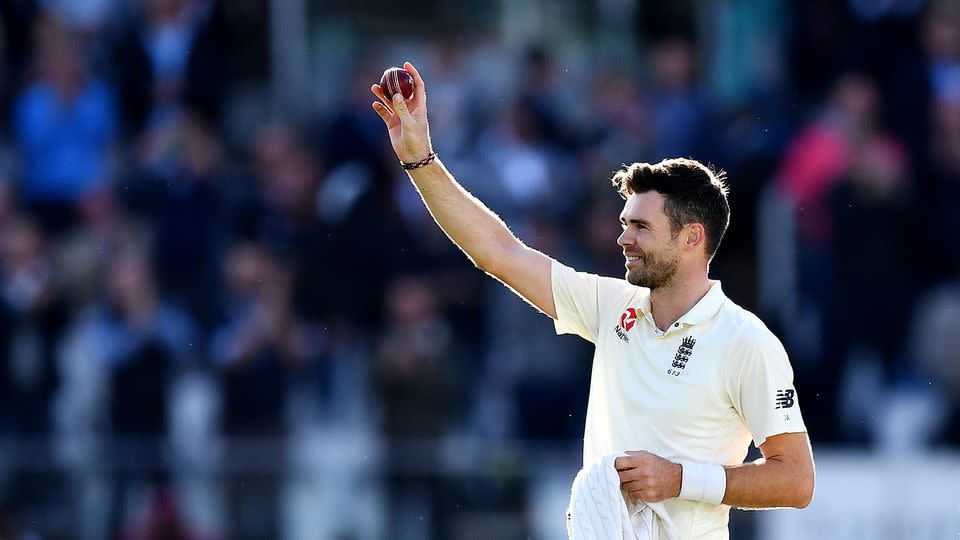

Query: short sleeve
[[730, 333, 807, 447], [551, 260, 635, 344]]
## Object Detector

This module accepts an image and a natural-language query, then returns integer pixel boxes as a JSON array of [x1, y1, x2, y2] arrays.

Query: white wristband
[[677, 460, 726, 505]]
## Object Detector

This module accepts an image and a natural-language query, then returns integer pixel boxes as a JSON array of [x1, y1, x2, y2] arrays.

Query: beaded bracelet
[[400, 151, 437, 170]]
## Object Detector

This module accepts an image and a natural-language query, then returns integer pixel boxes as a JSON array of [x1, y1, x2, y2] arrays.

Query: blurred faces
[[617, 192, 682, 290], [0, 217, 51, 311], [2, 218, 45, 271], [830, 73, 879, 132], [253, 123, 318, 216], [34, 17, 87, 99], [386, 276, 437, 325], [925, 8, 960, 60], [585, 195, 624, 253], [849, 138, 907, 200], [182, 113, 223, 177], [224, 242, 266, 300], [107, 249, 155, 311], [650, 38, 695, 91], [223, 242, 293, 305], [381, 276, 445, 376], [146, 0, 190, 22]]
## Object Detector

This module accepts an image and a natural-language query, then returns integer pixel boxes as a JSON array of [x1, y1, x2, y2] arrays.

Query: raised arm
[[371, 62, 556, 319]]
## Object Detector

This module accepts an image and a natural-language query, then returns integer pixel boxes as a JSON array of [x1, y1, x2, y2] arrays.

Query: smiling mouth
[[625, 256, 640, 262]]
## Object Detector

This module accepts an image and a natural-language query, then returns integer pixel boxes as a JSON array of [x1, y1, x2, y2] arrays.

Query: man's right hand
[[369, 61, 557, 320], [371, 62, 432, 164]]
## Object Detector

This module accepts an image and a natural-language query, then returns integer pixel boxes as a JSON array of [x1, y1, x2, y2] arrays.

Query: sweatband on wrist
[[677, 460, 726, 505]]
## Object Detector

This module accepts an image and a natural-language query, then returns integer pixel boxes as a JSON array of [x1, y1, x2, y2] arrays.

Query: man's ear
[[685, 223, 706, 250]]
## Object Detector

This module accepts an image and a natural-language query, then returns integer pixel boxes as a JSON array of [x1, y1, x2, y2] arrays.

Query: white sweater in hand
[[567, 453, 677, 540]]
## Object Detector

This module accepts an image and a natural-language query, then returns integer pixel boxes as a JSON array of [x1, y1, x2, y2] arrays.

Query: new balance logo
[[775, 389, 795, 409]]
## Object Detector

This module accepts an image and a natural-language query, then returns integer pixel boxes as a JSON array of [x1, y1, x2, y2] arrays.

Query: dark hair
[[611, 158, 730, 261]]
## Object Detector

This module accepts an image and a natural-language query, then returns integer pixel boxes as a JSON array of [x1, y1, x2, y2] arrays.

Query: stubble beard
[[626, 249, 680, 290]]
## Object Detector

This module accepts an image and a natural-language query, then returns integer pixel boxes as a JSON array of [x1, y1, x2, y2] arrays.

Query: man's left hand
[[615, 450, 682, 503]]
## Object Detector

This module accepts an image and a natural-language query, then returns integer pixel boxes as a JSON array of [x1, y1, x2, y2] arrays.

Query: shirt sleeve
[[730, 332, 807, 447], [551, 259, 635, 344]]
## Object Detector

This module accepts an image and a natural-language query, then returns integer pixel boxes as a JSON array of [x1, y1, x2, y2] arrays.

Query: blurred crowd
[[0, 0, 958, 538]]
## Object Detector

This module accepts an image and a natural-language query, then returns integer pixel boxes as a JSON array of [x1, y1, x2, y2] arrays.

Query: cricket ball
[[380, 67, 415, 100]]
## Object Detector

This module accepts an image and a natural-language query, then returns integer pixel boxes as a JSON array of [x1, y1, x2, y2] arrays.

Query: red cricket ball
[[379, 67, 415, 100]]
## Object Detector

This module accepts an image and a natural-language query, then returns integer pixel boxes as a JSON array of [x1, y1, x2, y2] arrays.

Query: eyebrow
[[620, 216, 653, 227]]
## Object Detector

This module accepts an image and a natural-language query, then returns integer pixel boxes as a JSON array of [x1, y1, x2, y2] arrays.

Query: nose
[[617, 228, 633, 247]]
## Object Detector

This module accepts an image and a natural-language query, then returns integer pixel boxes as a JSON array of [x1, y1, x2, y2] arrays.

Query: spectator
[[777, 72, 884, 256], [211, 241, 321, 436], [908, 265, 960, 447], [373, 275, 465, 540], [374, 275, 464, 442], [776, 72, 880, 234], [646, 37, 711, 160], [124, 111, 238, 330], [59, 244, 197, 531], [251, 120, 384, 332], [474, 97, 577, 224], [582, 66, 652, 187], [0, 215, 68, 434], [13, 14, 116, 232], [109, 0, 226, 135], [55, 183, 148, 310], [827, 137, 914, 380], [514, 45, 576, 149], [210, 241, 322, 538], [0, 210, 66, 540], [80, 245, 197, 436]]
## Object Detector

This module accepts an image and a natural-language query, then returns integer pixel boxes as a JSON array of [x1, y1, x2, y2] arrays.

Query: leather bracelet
[[401, 151, 437, 170]]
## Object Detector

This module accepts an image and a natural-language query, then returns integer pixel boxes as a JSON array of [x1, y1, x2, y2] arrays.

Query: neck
[[648, 266, 712, 332]]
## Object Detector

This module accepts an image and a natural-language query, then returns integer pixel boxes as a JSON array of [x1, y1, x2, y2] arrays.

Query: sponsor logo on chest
[[614, 308, 638, 342]]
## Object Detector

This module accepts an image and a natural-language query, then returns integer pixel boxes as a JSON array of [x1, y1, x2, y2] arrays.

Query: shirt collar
[[637, 280, 726, 327], [676, 280, 726, 326]]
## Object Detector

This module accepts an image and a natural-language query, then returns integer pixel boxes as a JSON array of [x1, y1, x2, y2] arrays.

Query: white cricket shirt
[[551, 260, 807, 539]]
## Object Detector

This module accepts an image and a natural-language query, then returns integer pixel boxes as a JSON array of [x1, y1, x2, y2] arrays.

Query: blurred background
[[0, 0, 957, 538]]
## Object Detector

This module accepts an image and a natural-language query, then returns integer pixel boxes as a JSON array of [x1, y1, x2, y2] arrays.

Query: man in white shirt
[[371, 62, 815, 539]]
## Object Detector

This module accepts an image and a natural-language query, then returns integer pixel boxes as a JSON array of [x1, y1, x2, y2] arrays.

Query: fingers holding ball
[[379, 67, 415, 101]]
